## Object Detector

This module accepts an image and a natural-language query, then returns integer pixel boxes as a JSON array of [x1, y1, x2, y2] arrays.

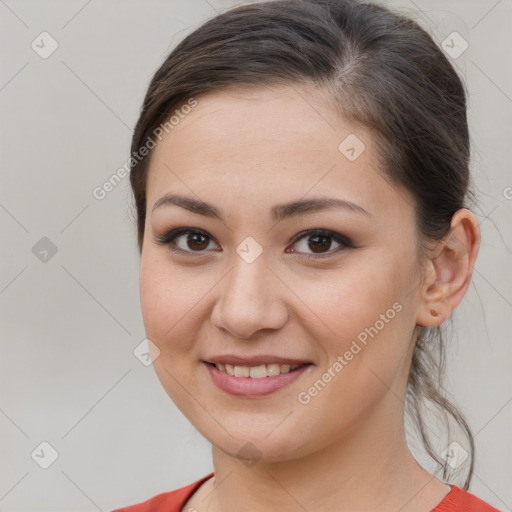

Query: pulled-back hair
[[129, 0, 474, 488]]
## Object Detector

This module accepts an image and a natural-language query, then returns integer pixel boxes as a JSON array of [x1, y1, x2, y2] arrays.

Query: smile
[[212, 362, 303, 378], [204, 361, 312, 397]]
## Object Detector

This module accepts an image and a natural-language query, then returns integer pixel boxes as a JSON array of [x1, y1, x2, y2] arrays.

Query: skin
[[139, 84, 480, 512]]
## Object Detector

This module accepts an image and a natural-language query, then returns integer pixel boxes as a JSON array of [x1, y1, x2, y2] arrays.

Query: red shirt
[[112, 473, 501, 512]]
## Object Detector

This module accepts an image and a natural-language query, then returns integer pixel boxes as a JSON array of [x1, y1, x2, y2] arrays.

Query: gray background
[[0, 0, 510, 510]]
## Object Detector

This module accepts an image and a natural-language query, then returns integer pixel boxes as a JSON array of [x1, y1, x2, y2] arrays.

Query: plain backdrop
[[0, 0, 511, 510]]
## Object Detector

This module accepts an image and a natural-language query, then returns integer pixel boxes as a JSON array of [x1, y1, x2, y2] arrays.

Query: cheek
[[139, 251, 210, 413], [140, 248, 236, 369], [304, 254, 412, 344], [305, 251, 417, 393], [139, 251, 202, 353]]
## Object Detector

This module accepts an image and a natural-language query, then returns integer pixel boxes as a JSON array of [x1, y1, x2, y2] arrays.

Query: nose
[[210, 255, 289, 340]]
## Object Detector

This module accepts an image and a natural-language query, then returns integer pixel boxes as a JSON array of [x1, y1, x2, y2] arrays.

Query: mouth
[[202, 358, 313, 397], [205, 361, 306, 378]]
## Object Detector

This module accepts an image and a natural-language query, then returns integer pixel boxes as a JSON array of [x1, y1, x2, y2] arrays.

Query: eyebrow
[[151, 193, 372, 222]]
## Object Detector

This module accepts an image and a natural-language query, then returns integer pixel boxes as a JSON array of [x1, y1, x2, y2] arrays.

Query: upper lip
[[204, 355, 312, 366]]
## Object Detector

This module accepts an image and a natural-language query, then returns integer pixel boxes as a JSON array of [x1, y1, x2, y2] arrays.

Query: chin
[[203, 420, 317, 466]]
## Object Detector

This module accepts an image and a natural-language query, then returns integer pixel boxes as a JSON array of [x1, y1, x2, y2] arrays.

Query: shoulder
[[111, 473, 214, 512], [433, 484, 501, 512]]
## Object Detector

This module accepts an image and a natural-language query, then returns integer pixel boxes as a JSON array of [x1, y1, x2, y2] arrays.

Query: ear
[[416, 208, 480, 327]]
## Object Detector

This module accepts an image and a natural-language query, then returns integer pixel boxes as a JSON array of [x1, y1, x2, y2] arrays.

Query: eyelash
[[154, 227, 354, 260]]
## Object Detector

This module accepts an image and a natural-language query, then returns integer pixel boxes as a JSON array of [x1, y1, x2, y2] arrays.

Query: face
[[139, 84, 426, 462]]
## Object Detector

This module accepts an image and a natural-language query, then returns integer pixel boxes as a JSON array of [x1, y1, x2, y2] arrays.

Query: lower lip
[[205, 363, 312, 397]]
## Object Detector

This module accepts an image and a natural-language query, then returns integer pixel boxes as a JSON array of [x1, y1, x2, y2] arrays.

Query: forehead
[[146, 84, 414, 225]]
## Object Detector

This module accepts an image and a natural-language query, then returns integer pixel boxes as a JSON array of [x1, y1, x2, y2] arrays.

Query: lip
[[204, 354, 312, 366], [204, 361, 312, 397]]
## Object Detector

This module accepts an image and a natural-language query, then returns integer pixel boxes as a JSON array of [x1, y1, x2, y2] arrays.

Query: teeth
[[234, 365, 250, 377], [214, 363, 302, 377], [267, 363, 281, 377], [249, 365, 267, 378]]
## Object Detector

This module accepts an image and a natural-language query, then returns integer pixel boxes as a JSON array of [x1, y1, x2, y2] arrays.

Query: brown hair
[[129, 0, 474, 488]]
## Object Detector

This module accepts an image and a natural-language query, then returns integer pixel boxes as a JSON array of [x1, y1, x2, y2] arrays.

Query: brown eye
[[287, 229, 353, 259], [184, 232, 210, 251], [306, 234, 333, 253], [154, 228, 219, 255], [155, 227, 353, 259]]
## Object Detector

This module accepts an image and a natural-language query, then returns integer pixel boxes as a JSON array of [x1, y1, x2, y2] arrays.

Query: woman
[[113, 0, 499, 510]]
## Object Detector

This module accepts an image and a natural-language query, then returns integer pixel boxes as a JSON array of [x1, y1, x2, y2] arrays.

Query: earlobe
[[416, 209, 480, 327]]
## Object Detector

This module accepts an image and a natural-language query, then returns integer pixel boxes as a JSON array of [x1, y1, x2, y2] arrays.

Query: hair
[[129, 0, 475, 488]]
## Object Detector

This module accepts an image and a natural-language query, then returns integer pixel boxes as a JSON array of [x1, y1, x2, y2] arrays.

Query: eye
[[154, 227, 219, 256], [286, 229, 353, 259], [155, 227, 353, 259]]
